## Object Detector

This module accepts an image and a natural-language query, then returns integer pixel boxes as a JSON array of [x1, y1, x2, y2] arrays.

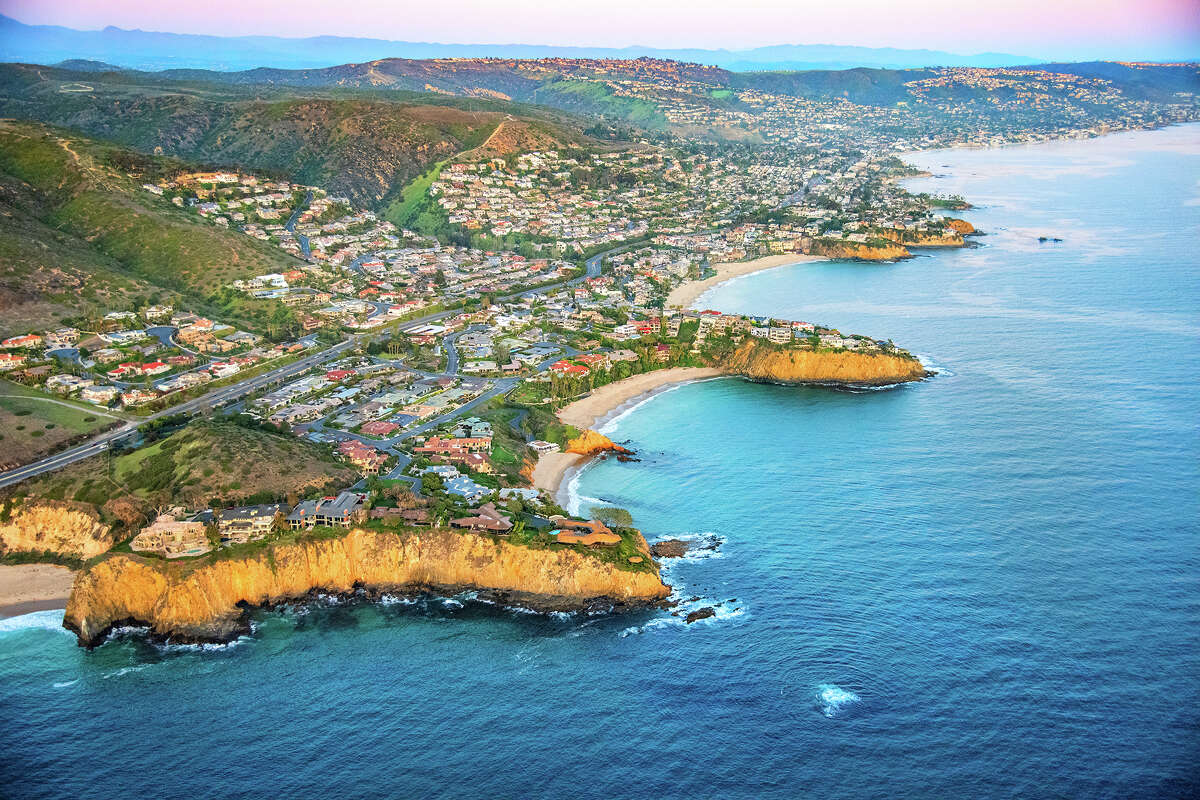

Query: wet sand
[[0, 564, 75, 618]]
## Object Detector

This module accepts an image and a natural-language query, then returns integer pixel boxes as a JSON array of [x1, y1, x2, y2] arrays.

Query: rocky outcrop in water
[[565, 430, 633, 457], [63, 527, 670, 646], [720, 339, 928, 385]]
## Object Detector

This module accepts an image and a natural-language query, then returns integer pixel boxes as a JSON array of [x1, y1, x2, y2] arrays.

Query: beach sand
[[0, 564, 75, 618], [530, 367, 728, 499], [666, 253, 827, 309], [557, 367, 726, 429]]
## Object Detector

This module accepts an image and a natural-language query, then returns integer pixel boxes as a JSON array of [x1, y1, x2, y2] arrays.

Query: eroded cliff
[[63, 527, 670, 646], [0, 501, 116, 561], [809, 240, 911, 260], [720, 340, 928, 385]]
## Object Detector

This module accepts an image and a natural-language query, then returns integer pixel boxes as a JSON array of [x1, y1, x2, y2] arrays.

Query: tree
[[591, 506, 633, 528]]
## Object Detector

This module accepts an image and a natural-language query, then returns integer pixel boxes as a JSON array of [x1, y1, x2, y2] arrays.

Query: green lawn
[[0, 379, 122, 466]]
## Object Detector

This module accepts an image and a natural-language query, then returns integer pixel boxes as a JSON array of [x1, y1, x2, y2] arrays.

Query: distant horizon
[[3, 0, 1199, 64]]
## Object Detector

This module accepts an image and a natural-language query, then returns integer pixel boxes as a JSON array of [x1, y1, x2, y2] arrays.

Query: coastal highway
[[0, 337, 357, 489]]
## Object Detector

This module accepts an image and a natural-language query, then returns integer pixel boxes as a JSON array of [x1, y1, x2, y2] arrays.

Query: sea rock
[[650, 539, 691, 559], [685, 607, 716, 624], [565, 430, 633, 457]]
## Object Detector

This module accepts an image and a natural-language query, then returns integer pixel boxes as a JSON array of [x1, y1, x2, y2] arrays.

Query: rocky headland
[[62, 527, 670, 647]]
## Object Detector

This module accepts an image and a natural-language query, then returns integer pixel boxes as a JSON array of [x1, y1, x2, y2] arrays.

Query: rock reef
[[63, 527, 670, 647]]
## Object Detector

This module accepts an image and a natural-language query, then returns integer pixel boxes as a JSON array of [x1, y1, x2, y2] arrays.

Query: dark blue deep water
[[3, 125, 1199, 799]]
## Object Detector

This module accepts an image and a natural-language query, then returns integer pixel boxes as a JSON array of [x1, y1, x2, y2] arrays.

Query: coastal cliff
[[63, 527, 670, 646], [809, 240, 911, 260], [720, 340, 927, 385], [0, 501, 116, 561]]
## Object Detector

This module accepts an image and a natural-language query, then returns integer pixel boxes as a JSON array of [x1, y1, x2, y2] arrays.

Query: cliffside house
[[549, 516, 621, 547], [216, 504, 288, 544], [287, 492, 368, 530], [131, 514, 212, 558], [450, 503, 513, 533]]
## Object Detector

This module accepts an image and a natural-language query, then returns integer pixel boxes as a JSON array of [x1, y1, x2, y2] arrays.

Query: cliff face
[[63, 527, 670, 646], [720, 340, 927, 385], [566, 430, 631, 457], [945, 218, 976, 235], [0, 501, 116, 561], [809, 240, 911, 260]]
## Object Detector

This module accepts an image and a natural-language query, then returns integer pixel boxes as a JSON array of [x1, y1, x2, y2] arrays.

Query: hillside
[[0, 120, 307, 335], [1, 418, 358, 559], [0, 63, 594, 209]]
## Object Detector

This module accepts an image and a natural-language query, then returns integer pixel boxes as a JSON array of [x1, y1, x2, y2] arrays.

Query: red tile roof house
[[577, 353, 610, 369], [1, 334, 43, 349], [550, 361, 590, 377], [414, 436, 492, 455], [360, 420, 400, 437], [326, 369, 357, 382]]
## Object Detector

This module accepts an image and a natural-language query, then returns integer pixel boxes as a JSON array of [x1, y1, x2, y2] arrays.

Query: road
[[0, 337, 356, 489], [285, 191, 313, 259], [0, 240, 629, 490]]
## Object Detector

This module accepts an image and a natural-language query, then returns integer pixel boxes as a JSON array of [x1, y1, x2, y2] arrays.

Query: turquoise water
[[3, 125, 1199, 799]]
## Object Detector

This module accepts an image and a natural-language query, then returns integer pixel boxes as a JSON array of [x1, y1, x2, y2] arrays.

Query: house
[[80, 385, 119, 405], [528, 440, 560, 455], [1, 334, 43, 349], [130, 514, 211, 558], [0, 353, 27, 371], [359, 420, 399, 438], [444, 475, 490, 503], [337, 440, 389, 474], [450, 503, 513, 533], [216, 504, 288, 544], [287, 492, 367, 530], [414, 436, 492, 455], [326, 369, 357, 382], [549, 360, 589, 377], [550, 516, 621, 546]]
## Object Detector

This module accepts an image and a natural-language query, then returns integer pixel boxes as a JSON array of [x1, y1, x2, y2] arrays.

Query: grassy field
[[7, 418, 359, 526], [0, 380, 123, 468], [383, 157, 449, 229]]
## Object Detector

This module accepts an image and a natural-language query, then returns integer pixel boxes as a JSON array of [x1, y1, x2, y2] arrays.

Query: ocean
[[3, 124, 1198, 799]]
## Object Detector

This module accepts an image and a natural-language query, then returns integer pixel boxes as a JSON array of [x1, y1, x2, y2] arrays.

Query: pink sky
[[5, 0, 1199, 59]]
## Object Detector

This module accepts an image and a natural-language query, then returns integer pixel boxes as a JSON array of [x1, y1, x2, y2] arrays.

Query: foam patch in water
[[0, 609, 70, 636], [815, 684, 861, 718]]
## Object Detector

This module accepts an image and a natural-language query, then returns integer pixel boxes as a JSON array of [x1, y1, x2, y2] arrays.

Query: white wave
[[619, 597, 746, 636], [0, 609, 70, 635], [653, 532, 727, 562], [103, 664, 152, 679], [815, 684, 861, 718], [52, 679, 79, 688], [914, 353, 954, 378]]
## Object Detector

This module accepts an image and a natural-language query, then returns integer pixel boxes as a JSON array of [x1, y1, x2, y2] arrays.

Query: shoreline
[[530, 367, 727, 501], [0, 564, 75, 619], [666, 254, 827, 309]]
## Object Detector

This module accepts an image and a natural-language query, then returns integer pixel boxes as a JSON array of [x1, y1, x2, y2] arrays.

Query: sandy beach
[[666, 253, 827, 309], [0, 564, 75, 618], [530, 367, 727, 499]]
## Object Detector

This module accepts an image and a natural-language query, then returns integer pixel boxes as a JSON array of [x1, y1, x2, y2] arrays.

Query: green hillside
[[0, 120, 304, 336]]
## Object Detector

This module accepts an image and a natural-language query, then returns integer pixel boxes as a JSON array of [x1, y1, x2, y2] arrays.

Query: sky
[[4, 0, 1200, 61]]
